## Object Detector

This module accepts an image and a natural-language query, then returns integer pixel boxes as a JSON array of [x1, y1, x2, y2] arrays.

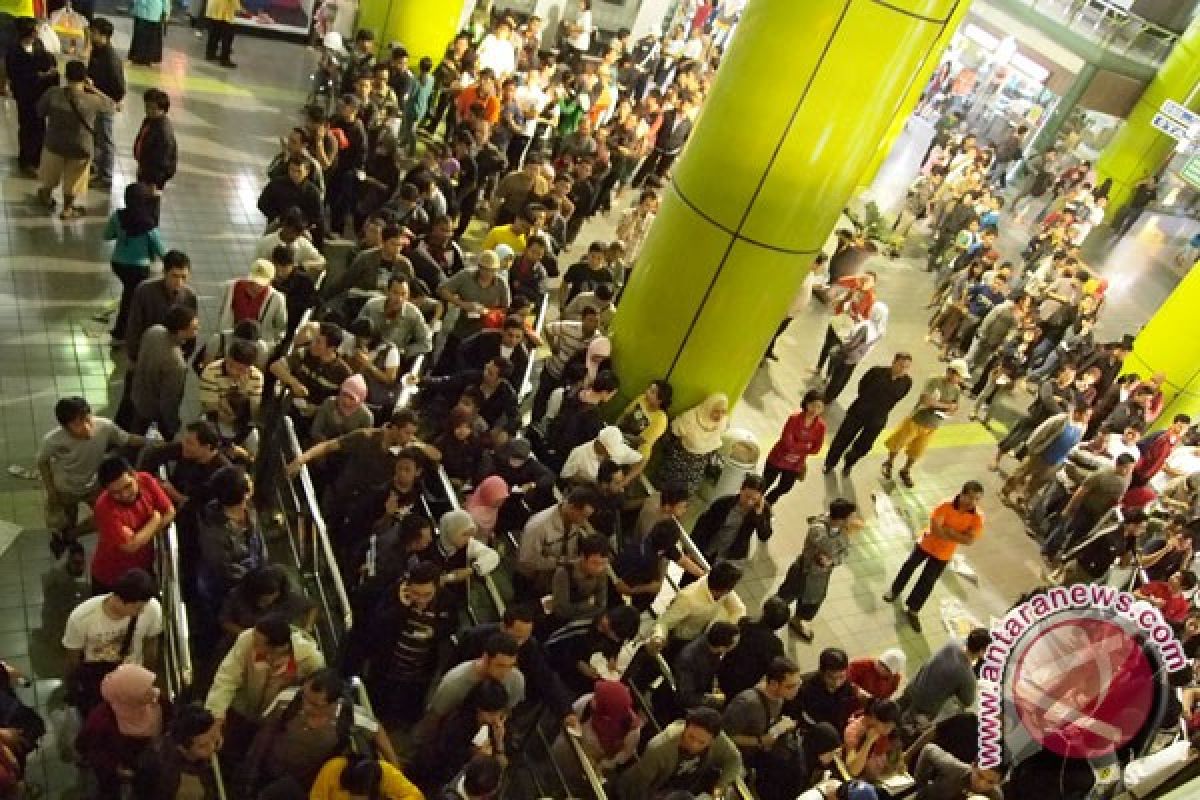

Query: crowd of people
[[9, 1, 1200, 800]]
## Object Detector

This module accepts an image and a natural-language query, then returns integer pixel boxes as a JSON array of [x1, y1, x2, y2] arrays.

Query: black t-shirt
[[562, 262, 614, 304], [334, 429, 398, 494]]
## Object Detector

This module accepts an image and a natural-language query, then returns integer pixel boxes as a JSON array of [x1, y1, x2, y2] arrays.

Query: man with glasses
[[89, 455, 175, 595]]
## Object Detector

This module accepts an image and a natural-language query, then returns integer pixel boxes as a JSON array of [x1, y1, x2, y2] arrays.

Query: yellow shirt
[[481, 224, 527, 254], [206, 0, 241, 22], [309, 757, 424, 800]]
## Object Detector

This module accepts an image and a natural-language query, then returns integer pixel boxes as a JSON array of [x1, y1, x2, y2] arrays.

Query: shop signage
[[1161, 100, 1200, 128], [1179, 156, 1200, 190], [1152, 112, 1189, 140]]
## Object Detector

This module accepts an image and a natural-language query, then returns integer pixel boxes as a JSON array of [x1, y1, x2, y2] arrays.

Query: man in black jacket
[[134, 89, 177, 192], [5, 18, 59, 177], [326, 94, 368, 237], [257, 157, 326, 247], [457, 318, 530, 385], [86, 18, 125, 190], [691, 473, 773, 563], [717, 596, 789, 698], [824, 353, 914, 476], [633, 92, 695, 187]]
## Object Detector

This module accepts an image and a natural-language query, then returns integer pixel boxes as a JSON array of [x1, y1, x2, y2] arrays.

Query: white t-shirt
[[515, 84, 547, 136], [62, 595, 164, 664], [1151, 447, 1200, 493], [568, 9, 592, 51], [561, 441, 603, 483], [477, 34, 517, 79], [255, 231, 324, 269]]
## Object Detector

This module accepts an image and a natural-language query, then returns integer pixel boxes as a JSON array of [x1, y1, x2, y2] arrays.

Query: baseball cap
[[947, 358, 970, 379], [248, 259, 275, 286], [597, 426, 642, 466], [879, 648, 907, 676]]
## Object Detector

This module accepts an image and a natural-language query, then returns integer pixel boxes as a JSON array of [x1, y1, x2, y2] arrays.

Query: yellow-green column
[[859, 2, 968, 187], [1129, 262, 1200, 427], [610, 0, 970, 413], [1096, 17, 1200, 213], [358, 0, 469, 64]]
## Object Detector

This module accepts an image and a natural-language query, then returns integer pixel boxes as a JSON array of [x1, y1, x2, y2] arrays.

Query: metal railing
[[1011, 0, 1180, 65], [519, 295, 551, 402], [153, 472, 228, 800]]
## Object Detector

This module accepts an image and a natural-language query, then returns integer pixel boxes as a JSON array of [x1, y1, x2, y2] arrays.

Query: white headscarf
[[671, 393, 729, 454]]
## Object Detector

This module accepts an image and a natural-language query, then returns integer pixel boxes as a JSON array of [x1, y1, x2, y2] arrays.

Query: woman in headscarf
[[823, 301, 889, 404], [310, 374, 374, 444], [464, 475, 510, 542], [652, 393, 730, 495], [551, 680, 643, 794], [77, 664, 165, 797], [104, 182, 166, 342], [129, 0, 168, 65], [429, 509, 501, 610], [579, 335, 612, 388]]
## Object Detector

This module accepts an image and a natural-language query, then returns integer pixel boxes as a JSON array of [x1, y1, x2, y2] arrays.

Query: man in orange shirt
[[456, 68, 502, 127], [884, 481, 984, 632]]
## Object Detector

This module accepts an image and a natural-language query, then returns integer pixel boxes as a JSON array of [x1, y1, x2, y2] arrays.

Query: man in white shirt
[[561, 425, 642, 484], [476, 20, 517, 79], [650, 561, 746, 649], [254, 211, 326, 272]]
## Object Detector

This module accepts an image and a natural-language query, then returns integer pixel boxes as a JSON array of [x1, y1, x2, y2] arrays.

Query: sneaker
[[898, 469, 915, 488], [841, 463, 853, 477], [882, 591, 896, 603], [880, 461, 893, 480], [789, 617, 814, 641], [219, 59, 238, 68], [822, 464, 834, 475], [905, 609, 923, 632]]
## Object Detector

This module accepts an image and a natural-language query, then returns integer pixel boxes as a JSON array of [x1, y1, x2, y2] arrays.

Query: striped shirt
[[544, 320, 598, 380], [198, 360, 264, 428]]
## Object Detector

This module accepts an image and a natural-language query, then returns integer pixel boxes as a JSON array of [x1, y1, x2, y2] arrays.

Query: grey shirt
[[723, 687, 782, 739], [37, 85, 115, 159], [427, 660, 525, 718], [913, 743, 1001, 800], [901, 640, 976, 719], [440, 269, 512, 336], [131, 325, 188, 434], [37, 417, 129, 495], [357, 296, 433, 357]]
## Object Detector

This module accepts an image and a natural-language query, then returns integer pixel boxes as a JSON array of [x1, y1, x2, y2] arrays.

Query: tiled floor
[[0, 11, 1194, 799]]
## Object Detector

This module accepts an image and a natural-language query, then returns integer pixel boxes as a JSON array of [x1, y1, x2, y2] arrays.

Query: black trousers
[[632, 148, 677, 187], [765, 318, 791, 357], [824, 408, 887, 470], [998, 414, 1040, 456], [776, 560, 824, 620], [762, 463, 802, 504], [890, 546, 948, 612], [205, 19, 235, 61], [110, 263, 148, 339], [15, 98, 44, 170], [816, 324, 840, 371], [824, 353, 857, 403]]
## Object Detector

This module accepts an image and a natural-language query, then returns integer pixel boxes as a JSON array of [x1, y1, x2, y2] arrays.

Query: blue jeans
[[92, 111, 115, 184]]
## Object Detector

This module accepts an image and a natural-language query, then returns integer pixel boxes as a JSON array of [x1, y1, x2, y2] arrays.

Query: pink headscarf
[[100, 664, 162, 738], [465, 476, 510, 540]]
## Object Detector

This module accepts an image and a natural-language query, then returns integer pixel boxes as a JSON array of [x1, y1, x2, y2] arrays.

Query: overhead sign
[[1152, 112, 1189, 141], [1161, 99, 1200, 128]]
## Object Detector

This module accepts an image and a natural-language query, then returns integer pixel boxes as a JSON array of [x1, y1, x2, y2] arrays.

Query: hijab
[[671, 393, 729, 454], [589, 680, 636, 757], [465, 476, 510, 539], [438, 509, 477, 553], [100, 664, 163, 738], [584, 336, 612, 385], [117, 182, 157, 237]]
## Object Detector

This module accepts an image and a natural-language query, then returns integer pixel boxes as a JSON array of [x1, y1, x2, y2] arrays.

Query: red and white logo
[[1011, 617, 1156, 760]]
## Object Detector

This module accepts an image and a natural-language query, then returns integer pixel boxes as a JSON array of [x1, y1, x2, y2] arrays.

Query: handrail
[[566, 727, 608, 800], [282, 414, 354, 636], [519, 294, 551, 402]]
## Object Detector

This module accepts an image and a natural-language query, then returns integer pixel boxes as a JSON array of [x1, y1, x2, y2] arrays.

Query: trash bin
[[700, 428, 760, 502]]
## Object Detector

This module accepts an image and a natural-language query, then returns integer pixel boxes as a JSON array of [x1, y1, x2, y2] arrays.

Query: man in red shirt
[[847, 648, 906, 705], [1136, 570, 1197, 624], [90, 455, 175, 594]]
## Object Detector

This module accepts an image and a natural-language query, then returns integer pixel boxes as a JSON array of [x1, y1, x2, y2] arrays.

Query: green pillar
[[859, 3, 966, 187], [358, 0, 470, 64], [1128, 261, 1200, 427], [1096, 17, 1200, 212], [1026, 61, 1098, 156], [610, 0, 971, 413]]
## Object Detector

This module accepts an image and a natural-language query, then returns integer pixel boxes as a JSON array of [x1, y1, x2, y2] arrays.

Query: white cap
[[597, 426, 642, 466], [248, 258, 275, 286], [880, 648, 907, 676]]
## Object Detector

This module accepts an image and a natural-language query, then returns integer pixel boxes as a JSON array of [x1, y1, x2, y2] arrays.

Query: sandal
[[881, 461, 893, 480], [898, 469, 915, 488]]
